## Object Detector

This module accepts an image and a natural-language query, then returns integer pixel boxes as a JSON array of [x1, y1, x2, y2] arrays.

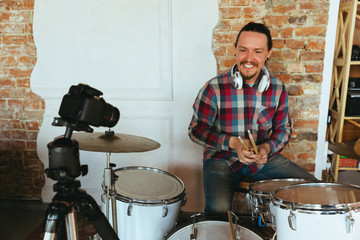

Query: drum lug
[[127, 202, 133, 216], [346, 212, 354, 233], [182, 196, 187, 206], [288, 210, 297, 231], [162, 201, 168, 218]]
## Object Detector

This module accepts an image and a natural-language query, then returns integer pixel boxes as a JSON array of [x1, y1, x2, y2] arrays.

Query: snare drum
[[101, 166, 186, 240], [165, 220, 262, 240], [272, 182, 360, 240], [247, 178, 309, 227]]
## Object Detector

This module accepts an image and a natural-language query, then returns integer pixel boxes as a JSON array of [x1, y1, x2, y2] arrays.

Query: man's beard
[[240, 71, 257, 81], [239, 61, 259, 81]]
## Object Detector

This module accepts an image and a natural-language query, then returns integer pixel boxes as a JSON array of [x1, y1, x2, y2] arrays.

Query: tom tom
[[102, 166, 186, 240], [272, 182, 360, 240], [246, 178, 309, 226]]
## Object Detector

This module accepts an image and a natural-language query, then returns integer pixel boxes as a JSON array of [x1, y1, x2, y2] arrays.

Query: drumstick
[[238, 136, 249, 151], [228, 210, 236, 240], [247, 130, 259, 154]]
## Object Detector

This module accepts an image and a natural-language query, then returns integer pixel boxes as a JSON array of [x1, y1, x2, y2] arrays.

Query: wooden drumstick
[[227, 210, 236, 240], [238, 136, 249, 151], [247, 130, 259, 154]]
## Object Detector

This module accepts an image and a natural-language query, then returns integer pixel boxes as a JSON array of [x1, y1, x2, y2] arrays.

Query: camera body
[[59, 84, 120, 128]]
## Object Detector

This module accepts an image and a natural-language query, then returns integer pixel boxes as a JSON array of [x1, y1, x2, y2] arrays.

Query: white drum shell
[[101, 166, 186, 240], [102, 195, 182, 240], [166, 221, 262, 240], [272, 182, 360, 240], [273, 205, 360, 240]]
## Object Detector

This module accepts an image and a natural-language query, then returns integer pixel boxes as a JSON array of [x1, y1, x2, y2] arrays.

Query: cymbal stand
[[103, 152, 118, 234]]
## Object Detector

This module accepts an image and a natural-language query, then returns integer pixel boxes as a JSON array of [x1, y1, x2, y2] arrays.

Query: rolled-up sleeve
[[188, 83, 231, 151]]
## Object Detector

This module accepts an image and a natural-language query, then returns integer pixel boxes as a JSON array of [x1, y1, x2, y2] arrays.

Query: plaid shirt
[[188, 68, 292, 173]]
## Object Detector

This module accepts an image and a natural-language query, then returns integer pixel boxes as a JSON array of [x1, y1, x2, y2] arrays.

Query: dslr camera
[[59, 83, 120, 128]]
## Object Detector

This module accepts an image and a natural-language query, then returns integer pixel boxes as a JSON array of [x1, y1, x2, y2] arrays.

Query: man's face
[[234, 31, 272, 84]]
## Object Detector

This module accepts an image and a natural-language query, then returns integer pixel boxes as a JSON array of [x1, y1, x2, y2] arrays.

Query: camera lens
[[102, 104, 120, 128]]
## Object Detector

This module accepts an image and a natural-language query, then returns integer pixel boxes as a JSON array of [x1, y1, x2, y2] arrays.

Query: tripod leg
[[77, 190, 119, 240], [43, 202, 67, 240], [65, 207, 79, 240]]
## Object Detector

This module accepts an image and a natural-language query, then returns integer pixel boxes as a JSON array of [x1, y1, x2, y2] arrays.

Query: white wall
[[31, 0, 218, 212]]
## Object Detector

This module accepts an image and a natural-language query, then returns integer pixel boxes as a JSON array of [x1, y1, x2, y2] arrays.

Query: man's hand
[[257, 143, 271, 164], [229, 136, 257, 164], [229, 137, 271, 165]]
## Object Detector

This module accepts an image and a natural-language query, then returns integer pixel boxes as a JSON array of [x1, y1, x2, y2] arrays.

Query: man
[[188, 22, 317, 217]]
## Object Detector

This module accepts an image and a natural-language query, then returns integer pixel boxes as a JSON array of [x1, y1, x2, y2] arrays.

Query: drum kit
[[50, 130, 360, 240]]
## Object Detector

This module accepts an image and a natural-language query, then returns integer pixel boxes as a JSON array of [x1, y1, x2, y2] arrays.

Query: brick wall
[[0, 0, 45, 199], [213, 0, 330, 173]]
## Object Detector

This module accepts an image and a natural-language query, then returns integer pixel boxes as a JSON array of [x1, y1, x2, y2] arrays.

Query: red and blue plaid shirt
[[188, 68, 292, 173]]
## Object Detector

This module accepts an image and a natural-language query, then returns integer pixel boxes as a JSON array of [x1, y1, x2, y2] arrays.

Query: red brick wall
[[213, 0, 330, 173], [0, 0, 45, 199]]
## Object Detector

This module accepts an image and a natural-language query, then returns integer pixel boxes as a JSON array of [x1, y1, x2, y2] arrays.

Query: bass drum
[[165, 220, 262, 240], [102, 166, 186, 240], [272, 182, 360, 240]]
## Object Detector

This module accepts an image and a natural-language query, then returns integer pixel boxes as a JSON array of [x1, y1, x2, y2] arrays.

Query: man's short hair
[[234, 22, 273, 51]]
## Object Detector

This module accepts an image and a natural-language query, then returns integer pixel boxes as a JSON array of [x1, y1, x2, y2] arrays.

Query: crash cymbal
[[57, 132, 161, 153]]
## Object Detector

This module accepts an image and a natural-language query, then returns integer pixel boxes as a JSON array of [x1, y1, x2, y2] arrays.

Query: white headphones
[[231, 63, 271, 93]]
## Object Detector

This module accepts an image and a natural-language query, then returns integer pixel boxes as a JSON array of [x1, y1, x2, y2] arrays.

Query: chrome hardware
[[288, 210, 297, 231], [190, 213, 201, 239], [162, 201, 168, 218], [231, 211, 242, 240], [127, 202, 133, 216], [346, 212, 355, 233]]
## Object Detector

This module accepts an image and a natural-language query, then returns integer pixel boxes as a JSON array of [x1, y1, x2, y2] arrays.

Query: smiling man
[[188, 22, 317, 218]]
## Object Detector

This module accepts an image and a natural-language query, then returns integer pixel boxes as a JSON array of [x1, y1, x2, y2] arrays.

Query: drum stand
[[43, 178, 119, 240], [103, 152, 119, 234]]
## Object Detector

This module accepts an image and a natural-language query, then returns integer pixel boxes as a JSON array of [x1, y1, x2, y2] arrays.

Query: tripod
[[42, 119, 119, 240]]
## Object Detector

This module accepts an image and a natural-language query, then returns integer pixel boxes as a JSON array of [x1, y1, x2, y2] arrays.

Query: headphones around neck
[[231, 64, 270, 93]]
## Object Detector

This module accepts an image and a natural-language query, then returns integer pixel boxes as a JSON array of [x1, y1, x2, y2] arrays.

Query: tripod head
[[45, 118, 90, 182]]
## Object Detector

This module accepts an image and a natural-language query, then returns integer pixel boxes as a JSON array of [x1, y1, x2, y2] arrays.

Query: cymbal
[[58, 132, 161, 153], [329, 142, 360, 161]]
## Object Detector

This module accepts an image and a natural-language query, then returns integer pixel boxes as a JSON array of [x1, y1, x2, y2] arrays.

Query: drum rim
[[163, 220, 263, 240], [272, 182, 360, 212], [113, 166, 186, 205], [248, 178, 309, 195]]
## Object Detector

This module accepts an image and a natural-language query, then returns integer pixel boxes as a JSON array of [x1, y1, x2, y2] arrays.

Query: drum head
[[250, 178, 308, 193], [114, 166, 185, 203], [274, 182, 360, 210]]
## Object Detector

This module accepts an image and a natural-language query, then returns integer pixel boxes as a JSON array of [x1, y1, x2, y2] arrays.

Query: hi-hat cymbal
[[58, 132, 161, 153]]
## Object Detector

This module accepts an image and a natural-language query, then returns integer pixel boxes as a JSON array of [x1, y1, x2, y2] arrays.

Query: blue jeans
[[203, 154, 318, 217]]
